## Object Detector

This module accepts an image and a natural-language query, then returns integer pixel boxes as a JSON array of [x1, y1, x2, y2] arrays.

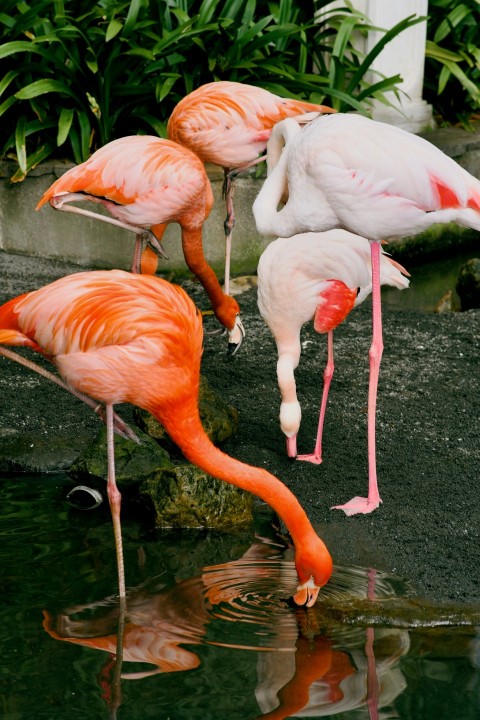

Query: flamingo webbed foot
[[296, 452, 323, 465], [331, 496, 382, 516]]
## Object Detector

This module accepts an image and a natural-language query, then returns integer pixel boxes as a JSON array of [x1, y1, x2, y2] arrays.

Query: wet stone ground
[[0, 250, 479, 608]]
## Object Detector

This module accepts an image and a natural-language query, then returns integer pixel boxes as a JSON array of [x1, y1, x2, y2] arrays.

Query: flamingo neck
[[253, 119, 301, 238], [152, 398, 316, 546]]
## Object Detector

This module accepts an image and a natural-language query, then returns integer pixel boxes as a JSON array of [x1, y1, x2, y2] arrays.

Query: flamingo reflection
[[43, 547, 408, 718]]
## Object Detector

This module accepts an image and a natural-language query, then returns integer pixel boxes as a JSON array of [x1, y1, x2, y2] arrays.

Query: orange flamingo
[[36, 135, 244, 352], [167, 81, 335, 293], [0, 270, 332, 604]]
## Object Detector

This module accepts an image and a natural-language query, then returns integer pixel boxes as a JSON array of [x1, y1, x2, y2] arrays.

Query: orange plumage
[[0, 271, 332, 604]]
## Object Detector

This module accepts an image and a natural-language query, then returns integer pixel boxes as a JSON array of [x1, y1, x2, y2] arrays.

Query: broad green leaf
[[0, 40, 51, 59], [10, 142, 55, 182], [57, 107, 74, 145], [434, 4, 473, 43], [15, 115, 27, 174], [0, 70, 19, 97], [106, 19, 123, 42], [425, 40, 463, 63], [15, 79, 76, 100], [123, 0, 143, 37]]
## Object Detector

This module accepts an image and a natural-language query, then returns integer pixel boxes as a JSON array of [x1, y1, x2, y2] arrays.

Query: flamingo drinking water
[[0, 270, 332, 605]]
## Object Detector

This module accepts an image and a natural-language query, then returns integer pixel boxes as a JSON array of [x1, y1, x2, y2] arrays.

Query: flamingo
[[257, 230, 409, 475], [36, 135, 244, 353], [253, 112, 480, 515], [167, 80, 335, 293], [0, 270, 332, 605]]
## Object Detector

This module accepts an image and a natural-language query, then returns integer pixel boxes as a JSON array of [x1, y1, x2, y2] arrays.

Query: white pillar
[[322, 0, 434, 132]]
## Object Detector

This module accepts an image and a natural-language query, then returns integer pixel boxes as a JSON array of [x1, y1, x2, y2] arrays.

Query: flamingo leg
[[222, 169, 235, 296], [365, 568, 379, 720], [297, 330, 334, 465], [48, 194, 168, 270], [0, 347, 139, 443], [222, 156, 266, 295], [332, 240, 383, 515], [106, 404, 126, 601]]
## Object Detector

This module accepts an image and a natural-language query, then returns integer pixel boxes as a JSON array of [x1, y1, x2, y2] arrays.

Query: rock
[[69, 426, 173, 484], [133, 374, 238, 451], [455, 257, 480, 310], [434, 289, 460, 313], [140, 464, 254, 531]]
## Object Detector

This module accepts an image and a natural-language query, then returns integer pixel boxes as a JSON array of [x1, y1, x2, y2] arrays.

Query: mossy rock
[[70, 425, 172, 484], [141, 463, 254, 531], [133, 374, 238, 451], [455, 257, 480, 310]]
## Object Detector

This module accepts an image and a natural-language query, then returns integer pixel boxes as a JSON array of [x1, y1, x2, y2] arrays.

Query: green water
[[0, 474, 478, 719]]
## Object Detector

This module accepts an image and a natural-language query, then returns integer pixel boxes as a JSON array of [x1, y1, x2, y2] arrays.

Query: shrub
[[0, 0, 421, 180], [424, 0, 480, 127]]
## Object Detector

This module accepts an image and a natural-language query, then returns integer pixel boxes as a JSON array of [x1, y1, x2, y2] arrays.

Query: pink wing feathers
[[167, 80, 335, 167]]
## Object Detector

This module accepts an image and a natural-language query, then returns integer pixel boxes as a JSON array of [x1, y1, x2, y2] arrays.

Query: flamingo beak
[[293, 577, 320, 607], [286, 434, 297, 458], [227, 316, 245, 356]]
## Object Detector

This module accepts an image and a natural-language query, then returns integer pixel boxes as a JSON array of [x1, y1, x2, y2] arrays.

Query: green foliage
[[0, 0, 421, 179], [424, 0, 480, 127]]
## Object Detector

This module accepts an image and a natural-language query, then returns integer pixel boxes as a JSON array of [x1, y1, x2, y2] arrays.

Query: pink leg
[[106, 404, 126, 600], [286, 435, 298, 457], [223, 170, 235, 296], [0, 347, 139, 442], [365, 569, 379, 720], [49, 194, 168, 269], [332, 240, 382, 515], [297, 330, 334, 465]]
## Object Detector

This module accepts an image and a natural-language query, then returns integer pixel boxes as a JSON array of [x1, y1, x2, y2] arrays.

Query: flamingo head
[[292, 536, 333, 607]]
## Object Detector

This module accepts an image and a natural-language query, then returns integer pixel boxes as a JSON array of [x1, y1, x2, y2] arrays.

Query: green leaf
[[433, 4, 473, 43], [0, 70, 19, 97], [15, 79, 76, 100], [15, 115, 27, 174], [0, 40, 51, 60], [57, 107, 74, 146], [123, 0, 144, 37], [106, 19, 123, 43], [10, 142, 55, 183]]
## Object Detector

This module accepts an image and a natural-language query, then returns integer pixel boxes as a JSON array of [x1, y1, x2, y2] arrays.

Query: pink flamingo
[[253, 112, 480, 515], [36, 135, 244, 352], [0, 270, 332, 605], [167, 80, 335, 293], [257, 230, 409, 485]]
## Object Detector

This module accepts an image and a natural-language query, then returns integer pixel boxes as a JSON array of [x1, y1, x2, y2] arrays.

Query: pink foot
[[331, 496, 382, 516], [296, 453, 323, 465]]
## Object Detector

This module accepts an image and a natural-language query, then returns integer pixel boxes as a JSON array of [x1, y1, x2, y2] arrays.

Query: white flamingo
[[257, 230, 409, 511], [253, 112, 480, 515]]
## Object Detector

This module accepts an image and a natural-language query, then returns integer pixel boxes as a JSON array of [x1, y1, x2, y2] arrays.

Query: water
[[0, 474, 479, 719], [382, 248, 480, 312]]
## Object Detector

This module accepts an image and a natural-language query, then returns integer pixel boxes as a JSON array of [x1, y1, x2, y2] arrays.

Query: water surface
[[0, 474, 478, 719]]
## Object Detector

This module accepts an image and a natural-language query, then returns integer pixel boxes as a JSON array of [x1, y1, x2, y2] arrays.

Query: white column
[[322, 0, 434, 132]]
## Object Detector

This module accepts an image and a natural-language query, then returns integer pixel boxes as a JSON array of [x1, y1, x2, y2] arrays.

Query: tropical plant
[[0, 0, 422, 180], [424, 0, 480, 127]]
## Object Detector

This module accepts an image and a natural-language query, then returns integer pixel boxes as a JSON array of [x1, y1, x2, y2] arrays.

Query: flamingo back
[[167, 80, 334, 168], [0, 270, 203, 409], [36, 136, 214, 229], [257, 230, 409, 343]]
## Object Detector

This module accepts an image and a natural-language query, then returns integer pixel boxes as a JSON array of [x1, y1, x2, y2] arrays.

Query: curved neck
[[153, 398, 315, 547], [253, 119, 301, 238]]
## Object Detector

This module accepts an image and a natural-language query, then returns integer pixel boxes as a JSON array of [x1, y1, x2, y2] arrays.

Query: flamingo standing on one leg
[[0, 270, 332, 605], [253, 112, 480, 515], [257, 230, 409, 473], [167, 81, 335, 294], [36, 135, 244, 353]]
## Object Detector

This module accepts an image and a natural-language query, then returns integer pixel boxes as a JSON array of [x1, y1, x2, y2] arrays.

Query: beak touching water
[[227, 315, 245, 356]]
